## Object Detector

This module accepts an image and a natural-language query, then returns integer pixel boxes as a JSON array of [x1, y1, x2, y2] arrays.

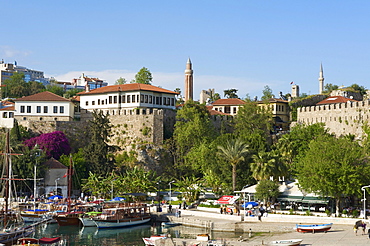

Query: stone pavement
[[159, 207, 370, 246]]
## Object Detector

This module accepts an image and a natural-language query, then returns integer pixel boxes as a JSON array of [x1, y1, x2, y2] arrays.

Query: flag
[[63, 172, 68, 178], [290, 81, 294, 85]]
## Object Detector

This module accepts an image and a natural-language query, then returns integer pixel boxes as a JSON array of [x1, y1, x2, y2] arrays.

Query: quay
[[152, 206, 370, 245]]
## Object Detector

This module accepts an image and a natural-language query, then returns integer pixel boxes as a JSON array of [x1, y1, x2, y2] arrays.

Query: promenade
[[158, 207, 370, 246]]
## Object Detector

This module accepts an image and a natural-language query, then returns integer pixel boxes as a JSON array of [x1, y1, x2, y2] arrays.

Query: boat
[[142, 235, 167, 246], [15, 236, 61, 245], [0, 131, 35, 244], [79, 211, 102, 227], [20, 209, 51, 223], [196, 234, 210, 241], [269, 239, 302, 246], [295, 223, 332, 233], [53, 157, 84, 226], [92, 202, 151, 228], [161, 221, 181, 227]]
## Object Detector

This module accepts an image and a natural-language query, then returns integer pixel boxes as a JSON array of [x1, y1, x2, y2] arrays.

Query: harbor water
[[31, 223, 243, 246]]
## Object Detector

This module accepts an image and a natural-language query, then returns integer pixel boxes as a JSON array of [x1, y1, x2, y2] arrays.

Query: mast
[[4, 131, 10, 226], [67, 155, 73, 213]]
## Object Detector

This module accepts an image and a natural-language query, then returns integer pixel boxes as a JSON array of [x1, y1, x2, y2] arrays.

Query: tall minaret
[[184, 58, 193, 102], [318, 63, 324, 94]]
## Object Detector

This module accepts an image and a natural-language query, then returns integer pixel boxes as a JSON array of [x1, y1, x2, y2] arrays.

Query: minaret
[[184, 58, 193, 102], [318, 63, 324, 94]]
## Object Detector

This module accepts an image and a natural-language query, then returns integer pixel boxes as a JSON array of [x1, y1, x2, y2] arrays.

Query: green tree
[[322, 83, 339, 94], [174, 176, 202, 203], [251, 150, 286, 181], [223, 89, 238, 98], [3, 72, 28, 98], [28, 81, 46, 95], [349, 83, 367, 96], [255, 179, 280, 204], [121, 166, 158, 195], [59, 149, 87, 190], [261, 85, 274, 101], [217, 138, 249, 191], [296, 135, 368, 216], [115, 77, 127, 85], [45, 84, 64, 96], [132, 67, 152, 84], [64, 88, 84, 99], [234, 101, 272, 152], [172, 100, 218, 176], [83, 110, 117, 177]]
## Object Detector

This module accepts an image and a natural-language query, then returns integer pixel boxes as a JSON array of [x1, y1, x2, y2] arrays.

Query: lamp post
[[362, 185, 370, 219], [55, 178, 60, 196], [169, 181, 175, 205]]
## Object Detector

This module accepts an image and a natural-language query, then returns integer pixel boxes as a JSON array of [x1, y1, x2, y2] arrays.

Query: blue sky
[[2, 1, 370, 100]]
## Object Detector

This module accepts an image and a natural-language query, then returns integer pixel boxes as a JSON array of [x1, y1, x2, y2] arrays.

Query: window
[[9, 112, 13, 118], [92, 101, 95, 105], [98, 99, 101, 105], [122, 95, 126, 103], [3, 112, 7, 118], [141, 95, 144, 103], [127, 95, 131, 103], [137, 95, 139, 102], [53, 106, 58, 113], [163, 97, 167, 105], [114, 96, 117, 104], [27, 106, 31, 113], [85, 101, 89, 106], [60, 106, 64, 114], [102, 100, 104, 105], [145, 95, 148, 103], [43, 106, 48, 113], [149, 95, 153, 104], [109, 96, 112, 104], [171, 98, 174, 106], [132, 95, 136, 103], [37, 106, 41, 113], [20, 106, 25, 113]]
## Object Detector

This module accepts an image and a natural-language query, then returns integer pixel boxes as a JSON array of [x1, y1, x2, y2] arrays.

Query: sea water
[[32, 223, 243, 246]]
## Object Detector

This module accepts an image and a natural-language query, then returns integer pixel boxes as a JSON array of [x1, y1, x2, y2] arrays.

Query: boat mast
[[4, 131, 10, 226], [67, 155, 73, 213]]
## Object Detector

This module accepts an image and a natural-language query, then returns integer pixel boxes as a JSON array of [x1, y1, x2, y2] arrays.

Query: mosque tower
[[184, 58, 193, 102], [318, 63, 324, 94]]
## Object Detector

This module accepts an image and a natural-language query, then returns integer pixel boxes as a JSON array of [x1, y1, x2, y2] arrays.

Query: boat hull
[[94, 216, 151, 229], [296, 223, 332, 233], [54, 212, 84, 226], [270, 239, 302, 246], [79, 217, 97, 227], [0, 228, 34, 244]]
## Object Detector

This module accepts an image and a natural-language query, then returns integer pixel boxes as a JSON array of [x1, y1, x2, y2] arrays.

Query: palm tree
[[217, 138, 249, 191], [250, 150, 287, 181]]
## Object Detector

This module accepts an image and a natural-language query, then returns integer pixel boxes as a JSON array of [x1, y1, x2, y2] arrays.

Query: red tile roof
[[206, 106, 230, 115], [78, 83, 179, 95], [44, 158, 67, 169], [316, 96, 358, 105], [258, 98, 288, 103], [0, 106, 14, 111], [212, 98, 245, 106], [14, 91, 71, 102]]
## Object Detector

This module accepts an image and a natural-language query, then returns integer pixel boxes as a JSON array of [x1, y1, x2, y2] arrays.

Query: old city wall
[[297, 100, 370, 139], [18, 108, 176, 151]]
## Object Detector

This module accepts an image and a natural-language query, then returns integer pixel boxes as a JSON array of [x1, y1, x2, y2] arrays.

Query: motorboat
[[269, 239, 302, 246], [295, 223, 332, 233]]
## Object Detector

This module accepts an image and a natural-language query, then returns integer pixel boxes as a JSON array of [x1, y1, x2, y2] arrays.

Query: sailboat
[[0, 131, 34, 244], [53, 156, 84, 226]]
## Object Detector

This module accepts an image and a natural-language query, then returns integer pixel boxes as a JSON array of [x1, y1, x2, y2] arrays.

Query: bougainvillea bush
[[23, 131, 71, 159]]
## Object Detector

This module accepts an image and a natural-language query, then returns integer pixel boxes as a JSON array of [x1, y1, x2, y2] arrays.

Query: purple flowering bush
[[24, 131, 71, 159]]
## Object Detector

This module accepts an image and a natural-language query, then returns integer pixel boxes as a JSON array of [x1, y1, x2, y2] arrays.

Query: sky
[[2, 1, 370, 100]]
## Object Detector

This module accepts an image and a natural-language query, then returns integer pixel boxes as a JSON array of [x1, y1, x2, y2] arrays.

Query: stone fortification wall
[[290, 95, 327, 108], [297, 100, 370, 138], [211, 115, 234, 133]]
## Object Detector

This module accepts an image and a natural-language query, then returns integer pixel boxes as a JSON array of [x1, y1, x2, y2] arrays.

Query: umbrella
[[111, 197, 125, 201], [242, 201, 258, 208], [48, 195, 63, 200]]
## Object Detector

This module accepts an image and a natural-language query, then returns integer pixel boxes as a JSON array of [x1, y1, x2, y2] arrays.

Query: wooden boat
[[15, 236, 61, 245], [21, 209, 50, 223], [295, 223, 332, 233], [269, 239, 302, 246], [92, 202, 151, 228], [142, 235, 167, 245], [79, 211, 102, 227]]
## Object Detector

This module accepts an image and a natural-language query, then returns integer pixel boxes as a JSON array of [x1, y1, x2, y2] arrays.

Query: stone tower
[[318, 63, 324, 94], [291, 84, 300, 98], [184, 58, 193, 102]]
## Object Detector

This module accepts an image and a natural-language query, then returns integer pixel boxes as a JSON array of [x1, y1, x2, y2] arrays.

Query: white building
[[211, 98, 245, 115], [0, 101, 14, 128], [14, 91, 75, 122], [78, 83, 178, 111]]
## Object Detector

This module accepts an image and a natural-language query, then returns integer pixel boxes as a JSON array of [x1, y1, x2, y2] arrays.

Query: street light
[[362, 185, 370, 219], [169, 181, 175, 205], [55, 178, 60, 196]]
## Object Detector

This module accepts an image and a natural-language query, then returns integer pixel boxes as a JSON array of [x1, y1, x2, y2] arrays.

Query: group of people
[[219, 206, 240, 216]]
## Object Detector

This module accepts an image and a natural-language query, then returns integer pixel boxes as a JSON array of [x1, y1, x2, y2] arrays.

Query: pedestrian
[[178, 210, 181, 217], [258, 212, 262, 222], [168, 204, 172, 213], [367, 228, 370, 239], [220, 207, 223, 214], [362, 222, 367, 235], [223, 207, 227, 214]]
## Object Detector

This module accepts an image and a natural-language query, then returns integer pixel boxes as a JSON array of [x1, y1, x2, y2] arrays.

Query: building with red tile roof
[[78, 83, 179, 111], [211, 98, 245, 115], [316, 96, 358, 105]]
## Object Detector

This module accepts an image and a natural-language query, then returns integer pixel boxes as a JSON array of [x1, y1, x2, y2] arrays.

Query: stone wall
[[297, 100, 370, 138]]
